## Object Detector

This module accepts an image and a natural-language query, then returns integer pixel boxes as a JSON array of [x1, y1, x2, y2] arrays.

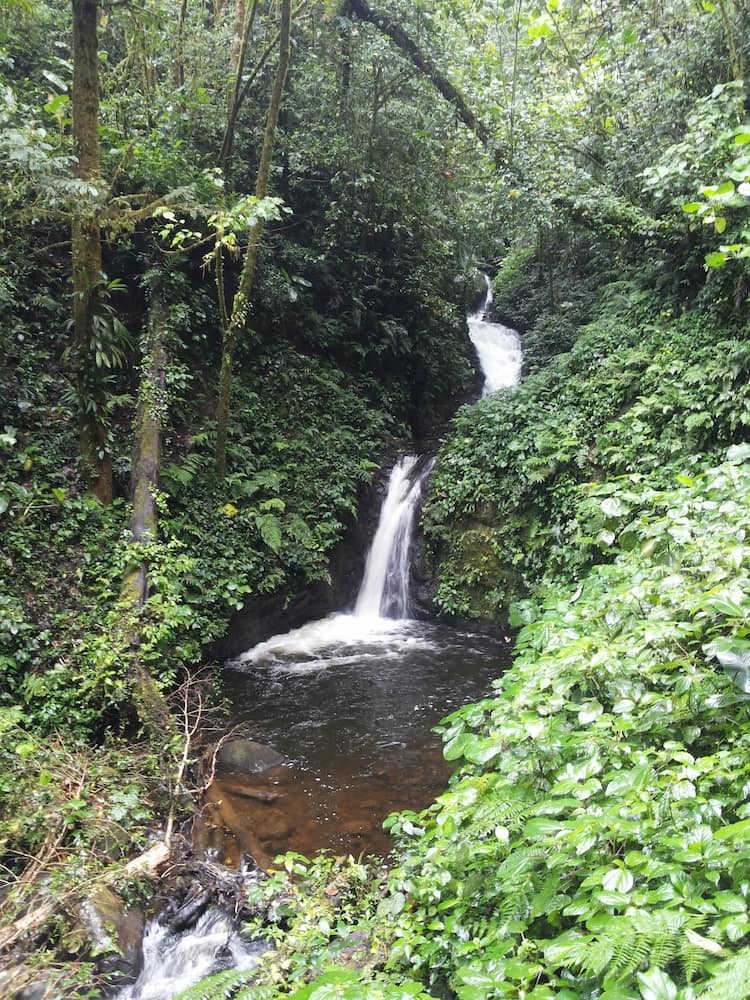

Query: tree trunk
[[346, 0, 492, 149], [215, 0, 292, 478], [123, 296, 167, 602], [340, 10, 352, 107], [71, 0, 111, 502], [220, 0, 260, 174], [173, 0, 188, 87], [120, 294, 171, 737]]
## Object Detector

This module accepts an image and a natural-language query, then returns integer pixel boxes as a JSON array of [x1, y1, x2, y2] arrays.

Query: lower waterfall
[[354, 455, 433, 619], [236, 453, 434, 665]]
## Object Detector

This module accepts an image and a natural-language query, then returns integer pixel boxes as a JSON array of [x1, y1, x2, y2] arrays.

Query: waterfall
[[468, 273, 522, 395], [354, 455, 433, 620]]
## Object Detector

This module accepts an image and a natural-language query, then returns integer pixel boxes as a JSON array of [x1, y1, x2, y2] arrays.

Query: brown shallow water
[[194, 616, 511, 863]]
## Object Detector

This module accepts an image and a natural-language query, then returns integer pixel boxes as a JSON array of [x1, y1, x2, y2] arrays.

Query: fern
[[468, 795, 532, 837], [172, 968, 256, 1000], [558, 910, 708, 985], [698, 948, 750, 999]]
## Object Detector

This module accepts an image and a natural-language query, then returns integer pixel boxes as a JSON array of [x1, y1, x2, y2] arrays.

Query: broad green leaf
[[636, 967, 677, 1000], [705, 251, 728, 268], [714, 819, 750, 841], [602, 868, 634, 893], [524, 817, 563, 838], [705, 637, 750, 692], [685, 928, 725, 954]]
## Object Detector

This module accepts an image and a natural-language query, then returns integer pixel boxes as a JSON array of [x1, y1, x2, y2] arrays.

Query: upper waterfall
[[468, 273, 522, 395]]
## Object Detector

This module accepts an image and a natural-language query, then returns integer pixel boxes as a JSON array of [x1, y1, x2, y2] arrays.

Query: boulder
[[216, 739, 284, 774], [0, 965, 47, 1000], [78, 886, 144, 985]]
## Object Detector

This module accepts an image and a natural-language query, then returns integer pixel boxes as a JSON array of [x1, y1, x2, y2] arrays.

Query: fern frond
[[698, 947, 750, 999], [682, 943, 707, 984], [173, 968, 256, 1000], [469, 796, 532, 837], [582, 937, 614, 977]]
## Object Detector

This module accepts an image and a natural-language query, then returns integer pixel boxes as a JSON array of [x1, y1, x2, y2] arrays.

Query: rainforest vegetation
[[2, 0, 750, 996]]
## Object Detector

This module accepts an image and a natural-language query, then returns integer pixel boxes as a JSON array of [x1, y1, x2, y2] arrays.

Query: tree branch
[[346, 0, 492, 149]]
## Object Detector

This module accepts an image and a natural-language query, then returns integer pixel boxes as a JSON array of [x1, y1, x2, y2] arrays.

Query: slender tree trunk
[[508, 0, 521, 163], [123, 298, 167, 599], [340, 10, 352, 108], [716, 0, 743, 79], [215, 0, 292, 478], [173, 0, 188, 87], [72, 0, 112, 502], [220, 0, 260, 174], [230, 0, 249, 72], [120, 294, 172, 737]]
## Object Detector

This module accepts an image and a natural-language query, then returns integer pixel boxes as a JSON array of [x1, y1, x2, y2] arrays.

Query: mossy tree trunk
[[120, 294, 172, 737], [72, 0, 112, 502], [214, 0, 292, 479], [173, 0, 188, 87]]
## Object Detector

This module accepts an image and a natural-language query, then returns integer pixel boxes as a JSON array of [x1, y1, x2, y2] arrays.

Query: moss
[[434, 518, 521, 621]]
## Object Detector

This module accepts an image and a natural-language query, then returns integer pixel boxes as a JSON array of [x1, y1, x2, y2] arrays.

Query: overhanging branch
[[346, 0, 491, 148]]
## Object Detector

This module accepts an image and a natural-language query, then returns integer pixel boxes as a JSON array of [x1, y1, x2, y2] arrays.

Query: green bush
[[381, 446, 750, 998]]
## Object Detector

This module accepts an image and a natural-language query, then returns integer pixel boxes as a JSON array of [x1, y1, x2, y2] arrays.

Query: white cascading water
[[236, 455, 435, 666], [116, 453, 462, 997], [119, 272, 523, 997], [354, 455, 433, 619], [468, 273, 522, 394], [116, 908, 263, 1000]]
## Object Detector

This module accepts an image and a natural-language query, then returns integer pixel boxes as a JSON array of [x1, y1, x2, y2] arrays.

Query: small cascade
[[354, 455, 433, 620], [116, 907, 263, 1000], [468, 273, 522, 395]]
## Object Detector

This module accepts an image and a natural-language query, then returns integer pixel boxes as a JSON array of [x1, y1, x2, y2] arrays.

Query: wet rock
[[15, 984, 47, 1000], [339, 819, 370, 839], [170, 882, 211, 933], [214, 774, 283, 802], [216, 739, 284, 774], [259, 823, 293, 847], [79, 886, 144, 984]]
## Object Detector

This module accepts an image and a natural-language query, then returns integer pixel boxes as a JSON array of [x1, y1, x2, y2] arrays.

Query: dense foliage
[[424, 291, 750, 620], [2, 0, 750, 994]]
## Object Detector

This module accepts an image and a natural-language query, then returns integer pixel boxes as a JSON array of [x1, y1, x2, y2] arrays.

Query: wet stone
[[79, 886, 144, 984], [216, 739, 284, 774]]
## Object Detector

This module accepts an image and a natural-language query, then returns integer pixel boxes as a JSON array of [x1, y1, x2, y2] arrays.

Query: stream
[[119, 274, 521, 999]]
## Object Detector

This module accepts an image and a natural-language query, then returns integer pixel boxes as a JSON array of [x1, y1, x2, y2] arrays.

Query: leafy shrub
[[183, 447, 750, 1000], [382, 447, 750, 998]]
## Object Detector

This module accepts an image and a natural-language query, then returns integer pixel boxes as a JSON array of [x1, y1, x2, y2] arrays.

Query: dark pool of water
[[194, 615, 510, 863]]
